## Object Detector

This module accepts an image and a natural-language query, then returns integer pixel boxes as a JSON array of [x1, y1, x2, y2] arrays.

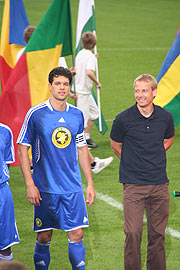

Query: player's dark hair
[[48, 67, 72, 84]]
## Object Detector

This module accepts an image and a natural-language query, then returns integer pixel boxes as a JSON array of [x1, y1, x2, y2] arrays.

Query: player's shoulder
[[154, 104, 167, 113], [116, 104, 135, 119], [78, 48, 92, 57], [154, 104, 172, 119], [67, 103, 83, 117], [67, 103, 83, 115], [0, 123, 12, 134], [26, 100, 49, 117], [112, 105, 137, 130]]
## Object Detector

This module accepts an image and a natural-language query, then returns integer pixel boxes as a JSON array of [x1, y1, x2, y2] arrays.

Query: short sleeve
[[76, 110, 87, 147], [110, 113, 127, 143], [17, 108, 36, 145], [4, 128, 15, 164], [164, 112, 175, 139], [86, 53, 96, 71]]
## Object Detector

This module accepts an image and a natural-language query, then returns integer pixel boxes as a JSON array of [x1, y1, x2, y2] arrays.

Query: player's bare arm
[[78, 145, 96, 206], [164, 136, 174, 151], [86, 69, 101, 88], [18, 144, 42, 206], [111, 139, 122, 159]]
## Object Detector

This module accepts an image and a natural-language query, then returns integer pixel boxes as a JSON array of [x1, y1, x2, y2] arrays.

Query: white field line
[[95, 191, 123, 211], [83, 185, 180, 239], [105, 119, 113, 122]]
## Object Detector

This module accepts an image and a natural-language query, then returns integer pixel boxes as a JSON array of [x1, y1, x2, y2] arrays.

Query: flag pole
[[93, 30, 102, 132]]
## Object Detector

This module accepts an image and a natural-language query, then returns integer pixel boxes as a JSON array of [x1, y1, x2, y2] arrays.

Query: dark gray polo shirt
[[110, 104, 175, 185]]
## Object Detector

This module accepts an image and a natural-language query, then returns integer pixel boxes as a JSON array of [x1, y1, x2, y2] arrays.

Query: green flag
[[75, 0, 108, 135]]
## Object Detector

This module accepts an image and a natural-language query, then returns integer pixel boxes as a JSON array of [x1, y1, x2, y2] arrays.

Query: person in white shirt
[[62, 55, 113, 174], [75, 32, 100, 149]]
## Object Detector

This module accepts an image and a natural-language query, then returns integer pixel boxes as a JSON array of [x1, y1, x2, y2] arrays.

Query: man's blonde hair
[[133, 74, 157, 90]]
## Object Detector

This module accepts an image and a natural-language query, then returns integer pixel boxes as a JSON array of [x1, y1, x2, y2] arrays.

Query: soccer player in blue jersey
[[17, 67, 96, 270], [0, 123, 20, 261]]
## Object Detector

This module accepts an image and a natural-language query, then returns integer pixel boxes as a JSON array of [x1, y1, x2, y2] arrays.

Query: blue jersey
[[17, 99, 87, 194], [0, 123, 15, 184]]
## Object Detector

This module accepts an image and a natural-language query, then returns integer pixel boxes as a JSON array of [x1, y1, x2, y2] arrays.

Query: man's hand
[[69, 67, 76, 76], [96, 82, 101, 89], [69, 92, 78, 100], [27, 184, 42, 206], [86, 182, 96, 206]]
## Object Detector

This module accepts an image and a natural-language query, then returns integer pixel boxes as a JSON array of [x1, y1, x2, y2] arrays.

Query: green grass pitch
[[0, 0, 180, 269]]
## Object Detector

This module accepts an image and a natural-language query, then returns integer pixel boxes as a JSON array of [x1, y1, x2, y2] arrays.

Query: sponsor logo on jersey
[[36, 218, 42, 227], [58, 117, 65, 123], [52, 127, 71, 148]]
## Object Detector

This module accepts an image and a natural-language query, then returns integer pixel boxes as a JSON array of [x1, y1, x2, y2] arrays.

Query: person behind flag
[[17, 25, 77, 102], [16, 26, 36, 173], [17, 67, 96, 270], [16, 26, 36, 62], [17, 26, 77, 103], [75, 31, 100, 148], [110, 74, 175, 270], [0, 123, 20, 261]]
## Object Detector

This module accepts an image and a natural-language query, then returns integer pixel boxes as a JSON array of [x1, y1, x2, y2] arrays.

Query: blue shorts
[[0, 182, 20, 250], [34, 190, 89, 232]]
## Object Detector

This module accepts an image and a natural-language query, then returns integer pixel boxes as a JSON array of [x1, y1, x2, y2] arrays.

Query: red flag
[[0, 0, 73, 165]]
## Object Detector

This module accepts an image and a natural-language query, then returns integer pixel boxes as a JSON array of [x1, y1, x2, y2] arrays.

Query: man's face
[[49, 76, 70, 102], [134, 80, 157, 108]]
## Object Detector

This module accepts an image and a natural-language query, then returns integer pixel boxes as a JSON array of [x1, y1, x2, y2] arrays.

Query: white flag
[[75, 0, 95, 55], [75, 0, 108, 134]]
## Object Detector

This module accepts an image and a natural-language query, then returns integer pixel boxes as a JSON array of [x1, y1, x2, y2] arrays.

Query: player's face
[[49, 76, 70, 102], [134, 80, 157, 109]]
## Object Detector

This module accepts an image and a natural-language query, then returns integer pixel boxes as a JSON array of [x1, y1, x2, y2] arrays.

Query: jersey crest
[[52, 127, 72, 148]]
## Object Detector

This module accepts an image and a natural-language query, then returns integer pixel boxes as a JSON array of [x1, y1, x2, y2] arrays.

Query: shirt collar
[[47, 98, 69, 112], [133, 103, 159, 119]]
